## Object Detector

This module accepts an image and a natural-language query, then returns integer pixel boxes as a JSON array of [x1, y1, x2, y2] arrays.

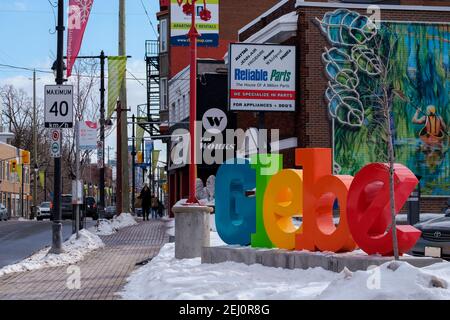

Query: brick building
[[156, 0, 282, 213], [0, 142, 31, 218], [236, 0, 450, 213]]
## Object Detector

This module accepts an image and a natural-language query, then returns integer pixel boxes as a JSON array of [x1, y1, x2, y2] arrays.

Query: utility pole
[[21, 163, 24, 218], [73, 71, 81, 239], [49, 0, 65, 254], [118, 0, 130, 214], [131, 114, 136, 214], [99, 50, 106, 215], [32, 70, 38, 220]]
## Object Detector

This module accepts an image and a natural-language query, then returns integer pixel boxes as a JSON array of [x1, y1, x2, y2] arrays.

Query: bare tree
[[62, 59, 100, 181]]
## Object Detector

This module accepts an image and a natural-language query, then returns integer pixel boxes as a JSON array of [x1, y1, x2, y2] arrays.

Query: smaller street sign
[[97, 141, 104, 169], [50, 129, 61, 158]]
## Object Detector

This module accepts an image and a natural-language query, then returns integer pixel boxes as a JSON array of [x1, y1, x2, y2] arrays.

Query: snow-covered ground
[[120, 230, 450, 300], [0, 229, 104, 278], [89, 213, 137, 236]]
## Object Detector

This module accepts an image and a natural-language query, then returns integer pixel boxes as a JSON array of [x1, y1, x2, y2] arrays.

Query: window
[[160, 78, 168, 111], [160, 19, 168, 53]]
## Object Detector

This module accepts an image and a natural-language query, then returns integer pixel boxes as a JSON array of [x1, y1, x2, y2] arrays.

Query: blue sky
[[0, 0, 158, 74], [0, 0, 165, 165]]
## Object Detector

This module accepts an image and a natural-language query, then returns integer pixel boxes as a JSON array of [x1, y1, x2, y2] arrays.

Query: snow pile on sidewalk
[[90, 213, 137, 236], [120, 232, 450, 300], [0, 229, 104, 278]]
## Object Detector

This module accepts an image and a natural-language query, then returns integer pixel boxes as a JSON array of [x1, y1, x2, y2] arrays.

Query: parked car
[[0, 204, 8, 221], [101, 206, 116, 220], [84, 196, 98, 220], [37, 202, 52, 221], [411, 211, 450, 260], [61, 194, 73, 220]]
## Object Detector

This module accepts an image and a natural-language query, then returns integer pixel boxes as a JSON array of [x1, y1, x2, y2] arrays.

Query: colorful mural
[[317, 9, 450, 196]]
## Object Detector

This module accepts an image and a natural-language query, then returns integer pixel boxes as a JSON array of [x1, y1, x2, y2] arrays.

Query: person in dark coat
[[138, 184, 152, 221], [151, 194, 159, 219]]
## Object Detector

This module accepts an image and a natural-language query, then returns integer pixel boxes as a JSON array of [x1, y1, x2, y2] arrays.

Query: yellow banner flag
[[39, 171, 45, 188], [152, 150, 161, 173], [107, 56, 127, 119], [136, 122, 145, 152]]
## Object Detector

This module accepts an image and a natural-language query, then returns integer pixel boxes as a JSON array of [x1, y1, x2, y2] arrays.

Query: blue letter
[[215, 158, 256, 245]]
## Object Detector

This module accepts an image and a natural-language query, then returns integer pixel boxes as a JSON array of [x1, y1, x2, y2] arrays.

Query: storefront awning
[[242, 11, 298, 44]]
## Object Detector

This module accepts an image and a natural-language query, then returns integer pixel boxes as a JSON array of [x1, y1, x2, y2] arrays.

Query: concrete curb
[[202, 246, 444, 272]]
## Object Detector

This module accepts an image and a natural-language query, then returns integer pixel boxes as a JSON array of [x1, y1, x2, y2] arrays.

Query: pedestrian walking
[[157, 199, 165, 218], [151, 194, 159, 219], [138, 184, 152, 221]]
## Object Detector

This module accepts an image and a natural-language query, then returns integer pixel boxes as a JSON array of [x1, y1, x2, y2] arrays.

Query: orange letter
[[263, 169, 303, 250], [295, 148, 356, 252]]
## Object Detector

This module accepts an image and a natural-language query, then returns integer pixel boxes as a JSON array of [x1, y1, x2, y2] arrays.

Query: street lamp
[[33, 163, 38, 219], [51, 60, 67, 80], [176, 0, 211, 204]]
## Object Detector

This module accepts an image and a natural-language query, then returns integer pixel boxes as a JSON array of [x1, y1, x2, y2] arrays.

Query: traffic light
[[21, 150, 30, 165], [10, 159, 17, 173], [137, 151, 143, 164]]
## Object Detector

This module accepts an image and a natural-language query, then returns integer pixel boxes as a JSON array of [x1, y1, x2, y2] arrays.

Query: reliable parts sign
[[229, 43, 296, 112]]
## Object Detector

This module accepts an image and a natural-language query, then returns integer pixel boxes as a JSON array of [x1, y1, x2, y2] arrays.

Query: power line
[[139, 0, 158, 40], [127, 70, 146, 88], [0, 63, 147, 81]]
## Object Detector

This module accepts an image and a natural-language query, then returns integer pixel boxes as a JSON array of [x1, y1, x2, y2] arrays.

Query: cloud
[[14, 1, 27, 11]]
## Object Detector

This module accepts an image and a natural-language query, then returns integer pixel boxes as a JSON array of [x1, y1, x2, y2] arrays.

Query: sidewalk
[[0, 219, 169, 300]]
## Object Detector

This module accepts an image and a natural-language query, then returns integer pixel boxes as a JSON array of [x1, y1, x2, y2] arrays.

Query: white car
[[0, 204, 8, 221], [37, 202, 52, 221]]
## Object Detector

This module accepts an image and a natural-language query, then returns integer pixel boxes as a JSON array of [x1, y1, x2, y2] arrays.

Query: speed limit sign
[[44, 85, 74, 128]]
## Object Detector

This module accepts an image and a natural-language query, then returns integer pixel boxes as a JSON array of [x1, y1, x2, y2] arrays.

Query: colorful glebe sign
[[170, 0, 219, 47], [229, 43, 296, 112], [215, 148, 422, 256]]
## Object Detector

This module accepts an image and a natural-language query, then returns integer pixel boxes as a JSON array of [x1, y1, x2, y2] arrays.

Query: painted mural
[[317, 9, 450, 196]]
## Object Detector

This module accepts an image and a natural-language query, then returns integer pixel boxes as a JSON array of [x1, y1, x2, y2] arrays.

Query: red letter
[[347, 163, 421, 256]]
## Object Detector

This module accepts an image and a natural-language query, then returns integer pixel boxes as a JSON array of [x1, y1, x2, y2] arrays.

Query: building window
[[160, 78, 168, 111], [160, 19, 168, 53]]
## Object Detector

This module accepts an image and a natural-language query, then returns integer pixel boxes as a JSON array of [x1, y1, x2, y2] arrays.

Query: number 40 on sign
[[44, 85, 74, 129]]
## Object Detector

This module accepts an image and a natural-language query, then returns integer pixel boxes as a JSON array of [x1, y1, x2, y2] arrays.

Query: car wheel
[[37, 217, 42, 221]]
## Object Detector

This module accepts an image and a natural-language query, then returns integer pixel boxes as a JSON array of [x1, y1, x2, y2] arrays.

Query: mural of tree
[[316, 9, 422, 260]]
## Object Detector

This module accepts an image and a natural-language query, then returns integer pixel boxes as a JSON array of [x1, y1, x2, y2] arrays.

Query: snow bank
[[120, 232, 450, 300], [318, 261, 450, 300], [120, 232, 334, 300], [90, 213, 137, 236], [0, 229, 104, 278]]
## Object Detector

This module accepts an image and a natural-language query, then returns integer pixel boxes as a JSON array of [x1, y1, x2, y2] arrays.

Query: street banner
[[79, 120, 98, 150], [39, 171, 45, 188], [170, 0, 219, 47], [145, 140, 154, 165], [136, 123, 145, 152], [229, 43, 296, 112], [152, 150, 161, 172], [17, 163, 22, 183], [67, 0, 94, 78], [107, 56, 127, 119]]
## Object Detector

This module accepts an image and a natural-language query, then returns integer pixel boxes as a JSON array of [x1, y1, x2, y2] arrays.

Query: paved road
[[0, 220, 168, 300], [0, 219, 96, 268]]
